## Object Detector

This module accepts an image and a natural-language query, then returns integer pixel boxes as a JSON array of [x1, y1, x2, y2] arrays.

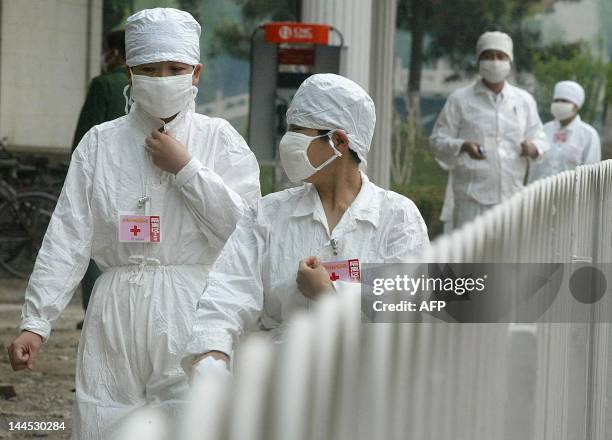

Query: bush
[[391, 122, 448, 239], [392, 183, 446, 240], [259, 164, 274, 196]]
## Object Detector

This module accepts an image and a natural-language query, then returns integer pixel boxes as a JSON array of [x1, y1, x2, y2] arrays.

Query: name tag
[[322, 258, 361, 282], [119, 212, 161, 243], [554, 131, 568, 143]]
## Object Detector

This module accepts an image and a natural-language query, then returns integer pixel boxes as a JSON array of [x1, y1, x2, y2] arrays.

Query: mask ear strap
[[190, 66, 198, 100], [330, 142, 343, 157], [122, 85, 129, 114], [325, 130, 344, 157], [311, 130, 343, 172], [123, 69, 134, 114], [123, 84, 131, 115], [314, 148, 342, 172]]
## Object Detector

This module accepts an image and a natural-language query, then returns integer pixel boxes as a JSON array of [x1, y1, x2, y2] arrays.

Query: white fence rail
[[180, 161, 612, 440]]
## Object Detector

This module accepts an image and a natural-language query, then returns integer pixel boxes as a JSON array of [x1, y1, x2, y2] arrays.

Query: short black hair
[[105, 30, 126, 60], [317, 129, 361, 164]]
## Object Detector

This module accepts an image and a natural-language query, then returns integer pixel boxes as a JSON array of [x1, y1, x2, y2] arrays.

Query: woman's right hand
[[461, 141, 486, 159], [8, 330, 43, 371]]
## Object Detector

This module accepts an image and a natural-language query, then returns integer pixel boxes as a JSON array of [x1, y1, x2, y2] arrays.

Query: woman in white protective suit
[[7, 8, 260, 439], [182, 73, 429, 371], [528, 80, 601, 183]]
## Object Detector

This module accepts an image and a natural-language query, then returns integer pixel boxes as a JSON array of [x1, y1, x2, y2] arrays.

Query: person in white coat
[[438, 161, 454, 233], [182, 74, 429, 370], [528, 80, 601, 183], [7, 8, 260, 439], [429, 31, 548, 228]]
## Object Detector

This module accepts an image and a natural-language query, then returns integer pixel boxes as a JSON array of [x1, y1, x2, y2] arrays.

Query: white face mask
[[479, 60, 511, 83], [550, 102, 576, 121], [279, 130, 342, 183], [129, 71, 196, 119]]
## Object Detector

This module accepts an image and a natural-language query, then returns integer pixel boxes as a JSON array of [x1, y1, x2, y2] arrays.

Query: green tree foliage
[[603, 63, 612, 122], [177, 0, 201, 23], [532, 42, 608, 124], [104, 0, 198, 34], [396, 0, 542, 90], [103, 0, 133, 34], [212, 0, 300, 59]]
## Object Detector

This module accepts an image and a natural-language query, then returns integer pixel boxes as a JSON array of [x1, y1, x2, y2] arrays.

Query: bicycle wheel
[[0, 202, 28, 264], [0, 191, 57, 279]]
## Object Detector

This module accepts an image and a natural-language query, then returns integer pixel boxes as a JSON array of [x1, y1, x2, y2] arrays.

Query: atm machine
[[247, 22, 345, 189]]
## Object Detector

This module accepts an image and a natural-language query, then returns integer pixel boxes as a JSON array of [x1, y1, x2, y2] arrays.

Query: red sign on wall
[[264, 22, 330, 45]]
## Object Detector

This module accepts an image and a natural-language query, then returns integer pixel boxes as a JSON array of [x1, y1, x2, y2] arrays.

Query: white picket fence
[[181, 160, 612, 440]]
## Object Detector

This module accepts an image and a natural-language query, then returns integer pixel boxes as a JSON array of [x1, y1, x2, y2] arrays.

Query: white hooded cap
[[125, 8, 201, 67], [553, 80, 585, 108], [476, 31, 514, 61], [286, 74, 376, 166]]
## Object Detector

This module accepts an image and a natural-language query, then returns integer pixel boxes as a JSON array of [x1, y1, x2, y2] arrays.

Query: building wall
[[537, 0, 604, 52], [0, 0, 102, 153]]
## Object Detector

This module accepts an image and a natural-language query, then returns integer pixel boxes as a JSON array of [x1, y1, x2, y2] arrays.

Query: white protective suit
[[440, 174, 454, 233], [183, 74, 429, 362], [528, 81, 600, 183], [20, 8, 261, 440], [429, 80, 548, 228], [183, 172, 429, 358], [434, 158, 454, 233], [528, 115, 601, 182]]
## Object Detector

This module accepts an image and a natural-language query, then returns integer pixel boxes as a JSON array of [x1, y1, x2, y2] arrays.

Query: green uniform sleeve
[[72, 77, 108, 151]]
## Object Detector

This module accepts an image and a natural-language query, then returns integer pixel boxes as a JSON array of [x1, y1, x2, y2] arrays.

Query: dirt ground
[[0, 278, 83, 439]]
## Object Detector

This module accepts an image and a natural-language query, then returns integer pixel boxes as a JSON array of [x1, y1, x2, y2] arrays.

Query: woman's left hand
[[145, 130, 192, 174], [297, 256, 334, 300]]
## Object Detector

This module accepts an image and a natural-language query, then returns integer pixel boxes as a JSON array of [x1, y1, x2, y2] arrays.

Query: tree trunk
[[406, 0, 424, 128]]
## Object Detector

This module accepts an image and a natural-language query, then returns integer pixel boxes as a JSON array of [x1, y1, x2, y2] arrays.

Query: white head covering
[[286, 74, 376, 166], [476, 31, 514, 61], [125, 8, 201, 67], [553, 80, 585, 108]]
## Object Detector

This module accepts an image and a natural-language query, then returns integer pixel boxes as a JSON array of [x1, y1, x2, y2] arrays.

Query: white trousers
[[72, 264, 208, 440]]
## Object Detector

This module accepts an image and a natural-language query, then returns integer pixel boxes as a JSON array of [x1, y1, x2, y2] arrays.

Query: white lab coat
[[435, 158, 454, 233], [183, 172, 429, 359], [440, 175, 454, 233], [20, 101, 260, 439], [528, 115, 601, 183], [430, 80, 548, 227]]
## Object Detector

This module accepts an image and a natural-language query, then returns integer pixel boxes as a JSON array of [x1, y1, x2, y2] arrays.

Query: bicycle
[[0, 140, 58, 279]]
